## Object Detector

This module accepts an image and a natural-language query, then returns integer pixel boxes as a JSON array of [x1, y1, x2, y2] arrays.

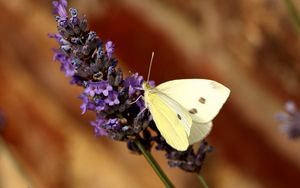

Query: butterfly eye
[[198, 97, 206, 104]]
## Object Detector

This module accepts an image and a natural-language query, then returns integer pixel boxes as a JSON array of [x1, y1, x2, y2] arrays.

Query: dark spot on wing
[[210, 81, 219, 88], [189, 108, 198, 114], [199, 97, 206, 104], [177, 114, 182, 120]]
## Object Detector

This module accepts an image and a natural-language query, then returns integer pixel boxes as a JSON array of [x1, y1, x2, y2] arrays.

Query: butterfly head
[[142, 81, 153, 91]]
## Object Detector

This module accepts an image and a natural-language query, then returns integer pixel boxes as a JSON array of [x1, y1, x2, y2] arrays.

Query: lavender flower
[[50, 0, 210, 173], [166, 141, 213, 173], [124, 73, 143, 96], [105, 41, 114, 59], [50, 49, 75, 77], [276, 101, 300, 139], [52, 0, 68, 18], [79, 94, 94, 114], [94, 99, 106, 112], [104, 118, 120, 130], [84, 81, 113, 97], [90, 117, 107, 136], [105, 91, 120, 106]]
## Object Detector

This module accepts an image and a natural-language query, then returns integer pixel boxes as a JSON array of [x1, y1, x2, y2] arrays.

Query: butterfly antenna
[[147, 51, 155, 82]]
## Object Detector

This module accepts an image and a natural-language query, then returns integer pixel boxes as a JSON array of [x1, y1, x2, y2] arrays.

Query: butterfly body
[[143, 82, 192, 150], [142, 79, 230, 151]]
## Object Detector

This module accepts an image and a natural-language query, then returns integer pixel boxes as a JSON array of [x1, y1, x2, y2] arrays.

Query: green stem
[[134, 140, 175, 188], [284, 0, 300, 34], [197, 174, 209, 188]]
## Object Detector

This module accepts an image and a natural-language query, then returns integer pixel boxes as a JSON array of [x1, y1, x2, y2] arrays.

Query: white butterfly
[[142, 54, 230, 151]]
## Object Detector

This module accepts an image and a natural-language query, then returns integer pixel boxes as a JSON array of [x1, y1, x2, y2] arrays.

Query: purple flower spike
[[98, 81, 113, 96], [276, 101, 300, 139], [52, 0, 68, 18], [79, 94, 96, 114], [105, 118, 120, 130], [286, 101, 297, 114], [84, 81, 113, 97], [48, 34, 63, 43], [50, 0, 211, 174], [60, 0, 67, 8], [105, 91, 120, 106], [80, 94, 90, 114], [52, 50, 75, 77], [105, 41, 114, 58], [84, 84, 96, 97], [95, 99, 106, 112], [124, 73, 144, 96], [91, 117, 107, 136], [69, 8, 78, 25]]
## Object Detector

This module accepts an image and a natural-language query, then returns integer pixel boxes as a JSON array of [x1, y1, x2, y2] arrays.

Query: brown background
[[1, 0, 300, 187]]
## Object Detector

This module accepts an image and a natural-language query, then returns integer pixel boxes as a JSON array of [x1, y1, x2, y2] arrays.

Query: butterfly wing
[[188, 121, 213, 144], [146, 90, 192, 151], [156, 79, 230, 123]]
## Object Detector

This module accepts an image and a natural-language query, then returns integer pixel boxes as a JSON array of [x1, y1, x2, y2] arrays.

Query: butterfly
[[142, 54, 230, 151]]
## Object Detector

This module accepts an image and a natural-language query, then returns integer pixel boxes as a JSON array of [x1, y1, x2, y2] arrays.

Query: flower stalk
[[197, 174, 209, 188], [134, 139, 175, 188], [284, 0, 300, 34]]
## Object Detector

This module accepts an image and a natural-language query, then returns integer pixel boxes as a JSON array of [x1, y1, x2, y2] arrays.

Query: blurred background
[[1, 0, 300, 187]]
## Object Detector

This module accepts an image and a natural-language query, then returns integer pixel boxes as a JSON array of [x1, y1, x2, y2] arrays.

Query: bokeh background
[[1, 0, 300, 187]]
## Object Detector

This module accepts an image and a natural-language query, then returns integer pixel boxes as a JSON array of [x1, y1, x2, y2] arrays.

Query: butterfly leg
[[133, 106, 151, 132], [138, 106, 147, 115], [129, 95, 143, 105]]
